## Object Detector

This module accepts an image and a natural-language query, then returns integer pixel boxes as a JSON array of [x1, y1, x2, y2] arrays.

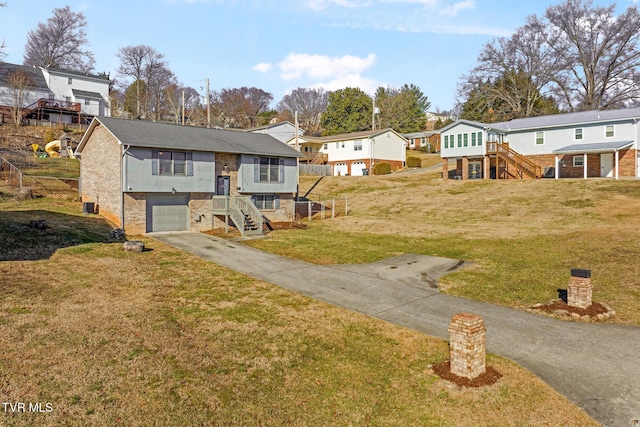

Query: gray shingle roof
[[80, 117, 302, 158], [490, 108, 640, 131], [552, 140, 634, 154], [0, 63, 48, 91]]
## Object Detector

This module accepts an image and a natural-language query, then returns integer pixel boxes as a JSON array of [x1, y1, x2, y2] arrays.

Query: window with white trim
[[575, 128, 583, 140], [444, 135, 449, 149], [605, 125, 614, 138], [573, 155, 584, 167], [354, 140, 363, 151], [535, 131, 544, 145]]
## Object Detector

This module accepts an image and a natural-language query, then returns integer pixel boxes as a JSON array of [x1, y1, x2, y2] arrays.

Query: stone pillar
[[568, 269, 592, 309], [461, 157, 469, 180], [442, 158, 449, 180], [448, 313, 486, 379]]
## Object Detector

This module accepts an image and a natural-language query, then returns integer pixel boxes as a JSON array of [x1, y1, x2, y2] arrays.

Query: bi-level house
[[76, 117, 301, 235], [440, 108, 640, 180], [285, 128, 407, 176]]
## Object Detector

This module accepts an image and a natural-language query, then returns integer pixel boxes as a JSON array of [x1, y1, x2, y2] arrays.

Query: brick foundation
[[568, 269, 592, 309], [448, 313, 486, 379]]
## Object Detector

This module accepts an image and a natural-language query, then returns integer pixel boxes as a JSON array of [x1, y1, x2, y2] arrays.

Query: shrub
[[373, 162, 391, 175], [44, 128, 58, 143], [406, 156, 421, 168]]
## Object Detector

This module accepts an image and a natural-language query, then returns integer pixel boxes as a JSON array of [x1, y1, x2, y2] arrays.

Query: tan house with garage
[[76, 117, 302, 235]]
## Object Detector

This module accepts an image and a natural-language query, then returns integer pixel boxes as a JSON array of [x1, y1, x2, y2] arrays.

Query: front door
[[601, 153, 614, 178], [217, 176, 230, 195]]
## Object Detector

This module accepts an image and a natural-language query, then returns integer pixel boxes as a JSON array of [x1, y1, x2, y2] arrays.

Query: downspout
[[121, 144, 130, 230]]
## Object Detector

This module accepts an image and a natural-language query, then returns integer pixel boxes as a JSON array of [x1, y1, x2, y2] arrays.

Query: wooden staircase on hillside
[[486, 142, 542, 179]]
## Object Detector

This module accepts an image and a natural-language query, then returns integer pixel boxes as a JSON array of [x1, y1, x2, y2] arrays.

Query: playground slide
[[45, 140, 60, 157], [44, 140, 76, 159]]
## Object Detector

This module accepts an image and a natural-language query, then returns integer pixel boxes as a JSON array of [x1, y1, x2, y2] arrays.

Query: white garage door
[[334, 163, 348, 176], [351, 162, 366, 176], [147, 197, 189, 232]]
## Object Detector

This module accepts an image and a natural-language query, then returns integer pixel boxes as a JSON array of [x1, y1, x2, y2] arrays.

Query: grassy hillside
[[0, 189, 599, 425], [250, 173, 640, 325]]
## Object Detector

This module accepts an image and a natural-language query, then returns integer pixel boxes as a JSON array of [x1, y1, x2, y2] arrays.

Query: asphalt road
[[151, 231, 640, 427]]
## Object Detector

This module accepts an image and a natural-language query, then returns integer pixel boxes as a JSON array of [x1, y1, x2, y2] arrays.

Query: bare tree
[[458, 0, 640, 115], [542, 0, 640, 110], [277, 87, 329, 135], [7, 69, 34, 127], [210, 87, 273, 128], [165, 84, 202, 124], [0, 2, 7, 60], [23, 6, 95, 73], [458, 20, 562, 120], [117, 45, 174, 120]]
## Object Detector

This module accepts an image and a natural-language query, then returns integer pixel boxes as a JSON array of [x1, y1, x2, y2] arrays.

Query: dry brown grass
[[251, 174, 640, 325], [0, 198, 599, 426]]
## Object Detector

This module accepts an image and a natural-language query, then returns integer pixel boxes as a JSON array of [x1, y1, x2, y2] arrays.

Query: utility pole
[[372, 97, 376, 131], [181, 90, 185, 125], [206, 78, 211, 128], [295, 110, 300, 201]]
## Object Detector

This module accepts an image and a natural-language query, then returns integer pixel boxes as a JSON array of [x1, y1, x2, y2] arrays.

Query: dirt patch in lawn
[[432, 361, 502, 388]]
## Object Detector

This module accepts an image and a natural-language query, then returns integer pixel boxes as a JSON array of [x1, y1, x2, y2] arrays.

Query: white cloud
[[277, 53, 376, 80], [310, 74, 382, 95], [439, 0, 474, 16], [252, 62, 273, 73]]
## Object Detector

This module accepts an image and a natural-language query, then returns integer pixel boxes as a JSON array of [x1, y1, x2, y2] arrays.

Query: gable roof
[[77, 117, 303, 158], [490, 108, 640, 131], [0, 63, 49, 91], [444, 108, 640, 134], [40, 66, 109, 82], [438, 119, 489, 133], [309, 128, 407, 143]]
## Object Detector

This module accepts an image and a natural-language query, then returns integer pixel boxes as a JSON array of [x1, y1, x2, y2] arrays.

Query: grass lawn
[[248, 174, 640, 326], [0, 196, 598, 425]]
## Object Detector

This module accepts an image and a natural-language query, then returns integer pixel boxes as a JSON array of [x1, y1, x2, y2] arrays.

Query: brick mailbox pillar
[[448, 313, 486, 379], [568, 269, 592, 309]]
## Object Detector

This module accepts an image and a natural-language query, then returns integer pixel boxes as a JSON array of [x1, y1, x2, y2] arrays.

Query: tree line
[[457, 0, 640, 123], [0, 5, 432, 136]]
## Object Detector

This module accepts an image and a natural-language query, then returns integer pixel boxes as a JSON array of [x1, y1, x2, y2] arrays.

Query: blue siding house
[[76, 117, 302, 235]]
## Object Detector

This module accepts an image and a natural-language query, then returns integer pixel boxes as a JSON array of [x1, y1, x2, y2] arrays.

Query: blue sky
[[1, 0, 636, 111]]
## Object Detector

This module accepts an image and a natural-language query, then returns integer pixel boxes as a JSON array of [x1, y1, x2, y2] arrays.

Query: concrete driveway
[[150, 231, 640, 427]]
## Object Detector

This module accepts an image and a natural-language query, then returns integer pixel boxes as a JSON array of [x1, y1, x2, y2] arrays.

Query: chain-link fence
[[291, 194, 348, 221], [0, 151, 79, 199]]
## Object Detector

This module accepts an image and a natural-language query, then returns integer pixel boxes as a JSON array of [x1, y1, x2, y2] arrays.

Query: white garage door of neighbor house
[[351, 162, 366, 176], [334, 163, 348, 176], [147, 197, 189, 232]]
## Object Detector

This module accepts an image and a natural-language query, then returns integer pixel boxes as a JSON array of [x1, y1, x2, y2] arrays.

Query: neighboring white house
[[440, 108, 640, 180], [40, 67, 111, 118], [0, 61, 110, 125], [247, 121, 304, 143], [0, 63, 50, 123], [289, 128, 407, 176]]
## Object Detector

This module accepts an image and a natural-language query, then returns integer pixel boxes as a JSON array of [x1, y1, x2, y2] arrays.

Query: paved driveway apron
[[151, 231, 640, 427]]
